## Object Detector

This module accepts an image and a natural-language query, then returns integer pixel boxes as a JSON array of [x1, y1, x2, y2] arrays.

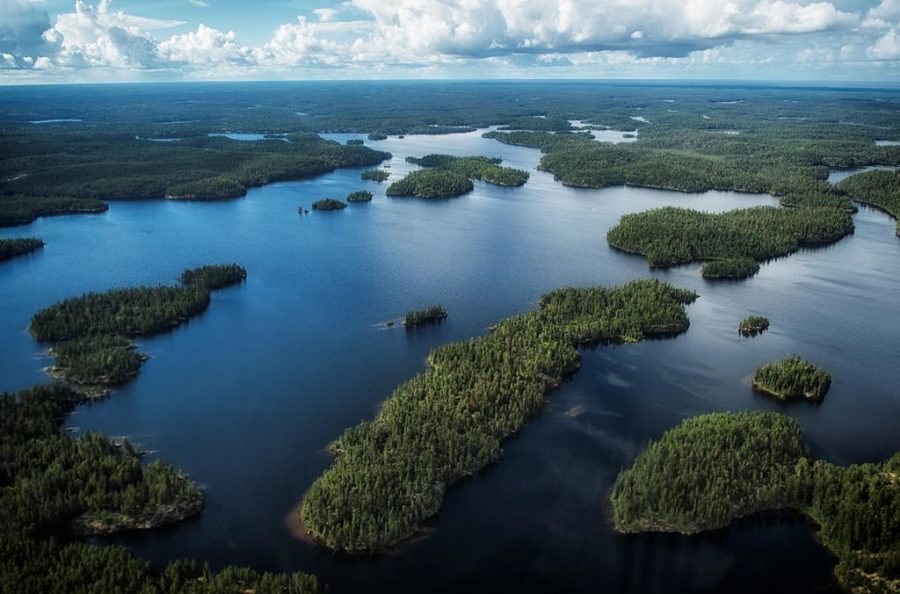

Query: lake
[[2, 128, 899, 594]]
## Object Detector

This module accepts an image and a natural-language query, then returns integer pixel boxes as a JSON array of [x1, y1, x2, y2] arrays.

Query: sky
[[1, 0, 899, 84]]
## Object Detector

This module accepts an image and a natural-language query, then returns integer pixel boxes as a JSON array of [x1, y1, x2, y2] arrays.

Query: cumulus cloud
[[42, 0, 184, 69], [0, 0, 53, 65], [159, 24, 252, 65], [869, 27, 900, 58], [0, 0, 895, 79]]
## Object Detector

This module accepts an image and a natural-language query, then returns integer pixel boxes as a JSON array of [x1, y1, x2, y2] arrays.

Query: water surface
[[2, 128, 899, 594]]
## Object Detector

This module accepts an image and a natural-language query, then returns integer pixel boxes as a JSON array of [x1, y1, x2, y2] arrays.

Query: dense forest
[[738, 316, 770, 336], [406, 154, 529, 186], [0, 196, 108, 227], [312, 198, 347, 210], [403, 305, 447, 327], [31, 264, 244, 390], [386, 169, 474, 198], [346, 190, 373, 203], [610, 412, 899, 594], [0, 382, 319, 594], [302, 279, 697, 551], [752, 355, 832, 401], [0, 129, 389, 203], [0, 236, 43, 261], [606, 206, 854, 275], [838, 169, 900, 235], [700, 257, 760, 279], [361, 169, 390, 182], [179, 263, 247, 290]]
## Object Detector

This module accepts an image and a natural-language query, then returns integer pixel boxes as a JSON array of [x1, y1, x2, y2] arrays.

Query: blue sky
[[2, 0, 899, 83]]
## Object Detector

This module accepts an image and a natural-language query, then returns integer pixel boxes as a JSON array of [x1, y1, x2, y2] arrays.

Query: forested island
[[31, 264, 246, 391], [361, 169, 391, 182], [403, 305, 447, 327], [386, 169, 474, 198], [606, 206, 854, 276], [312, 198, 347, 211], [837, 169, 900, 236], [752, 355, 832, 401], [610, 412, 900, 594], [0, 382, 319, 594], [701, 257, 760, 279], [0, 196, 109, 227], [0, 237, 43, 261], [738, 316, 770, 336], [406, 154, 529, 186], [347, 190, 373, 203], [367, 133, 388, 141], [301, 279, 697, 551]]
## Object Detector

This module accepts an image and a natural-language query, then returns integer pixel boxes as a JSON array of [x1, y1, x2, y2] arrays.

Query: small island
[[403, 305, 448, 327], [361, 169, 391, 182], [386, 169, 474, 198], [367, 133, 388, 141], [606, 206, 854, 278], [610, 411, 900, 594], [179, 263, 247, 289], [31, 263, 247, 391], [301, 279, 697, 552], [312, 198, 347, 211], [751, 355, 831, 401], [738, 316, 770, 336], [0, 237, 44, 261], [406, 154, 530, 187], [346, 190, 373, 203], [701, 257, 760, 279]]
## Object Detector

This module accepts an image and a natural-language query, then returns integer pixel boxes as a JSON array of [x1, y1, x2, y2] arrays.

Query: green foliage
[[367, 133, 388, 140], [752, 355, 832, 401], [31, 286, 211, 342], [346, 190, 373, 203], [179, 263, 247, 289], [301, 279, 696, 551], [611, 412, 809, 533], [403, 305, 447, 327], [838, 169, 900, 236], [738, 316, 770, 336], [361, 169, 390, 182], [386, 169, 474, 198], [30, 265, 244, 388], [607, 206, 854, 274], [0, 196, 108, 227], [0, 236, 43, 261], [610, 411, 900, 593], [311, 198, 347, 210], [701, 257, 760, 279], [0, 383, 320, 593], [51, 335, 143, 386], [406, 154, 530, 186]]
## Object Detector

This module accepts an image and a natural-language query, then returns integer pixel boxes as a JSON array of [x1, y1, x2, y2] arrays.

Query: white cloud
[[0, 0, 896, 80], [159, 24, 252, 65], [869, 27, 900, 59]]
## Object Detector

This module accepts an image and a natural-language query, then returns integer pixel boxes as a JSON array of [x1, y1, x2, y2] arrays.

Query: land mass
[[752, 355, 831, 401], [0, 237, 43, 261], [610, 412, 899, 594], [301, 279, 697, 552]]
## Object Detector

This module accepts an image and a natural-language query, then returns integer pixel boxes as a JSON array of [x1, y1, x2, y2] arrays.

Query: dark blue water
[[3, 129, 899, 594]]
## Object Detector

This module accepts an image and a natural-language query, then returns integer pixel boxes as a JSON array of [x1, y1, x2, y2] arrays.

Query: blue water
[[3, 129, 900, 594]]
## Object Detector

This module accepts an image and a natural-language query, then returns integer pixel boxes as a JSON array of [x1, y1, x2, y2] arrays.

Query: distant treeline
[[838, 169, 900, 236]]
